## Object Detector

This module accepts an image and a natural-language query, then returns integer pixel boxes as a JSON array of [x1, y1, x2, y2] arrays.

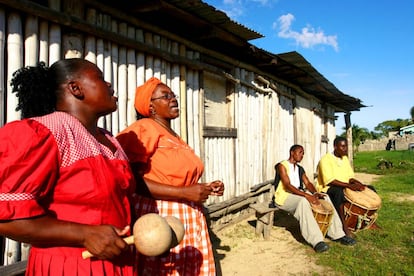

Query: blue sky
[[204, 0, 414, 134]]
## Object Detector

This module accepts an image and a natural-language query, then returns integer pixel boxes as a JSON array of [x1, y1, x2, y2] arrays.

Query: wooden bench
[[249, 201, 278, 240], [248, 182, 278, 240], [0, 260, 27, 276]]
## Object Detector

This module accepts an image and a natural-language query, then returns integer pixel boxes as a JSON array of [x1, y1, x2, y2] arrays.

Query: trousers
[[279, 193, 345, 247]]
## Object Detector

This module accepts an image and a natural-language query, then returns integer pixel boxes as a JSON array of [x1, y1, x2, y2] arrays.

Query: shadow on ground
[[272, 209, 307, 244], [208, 209, 312, 275]]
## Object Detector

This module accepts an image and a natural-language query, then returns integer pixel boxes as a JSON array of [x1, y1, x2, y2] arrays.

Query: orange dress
[[117, 118, 216, 276]]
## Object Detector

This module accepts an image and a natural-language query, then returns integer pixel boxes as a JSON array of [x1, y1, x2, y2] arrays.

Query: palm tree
[[351, 124, 371, 151], [410, 106, 414, 122]]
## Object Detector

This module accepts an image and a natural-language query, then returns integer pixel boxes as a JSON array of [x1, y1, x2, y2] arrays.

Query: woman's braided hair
[[10, 58, 86, 119]]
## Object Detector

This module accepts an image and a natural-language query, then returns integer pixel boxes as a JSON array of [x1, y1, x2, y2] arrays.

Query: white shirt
[[288, 162, 301, 189]]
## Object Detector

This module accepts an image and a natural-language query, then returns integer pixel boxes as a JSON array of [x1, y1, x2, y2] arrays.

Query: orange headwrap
[[134, 77, 162, 117]]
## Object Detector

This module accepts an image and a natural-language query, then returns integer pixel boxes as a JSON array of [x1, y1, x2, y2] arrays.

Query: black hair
[[10, 58, 88, 119], [334, 136, 347, 146], [290, 144, 303, 152], [135, 110, 146, 120]]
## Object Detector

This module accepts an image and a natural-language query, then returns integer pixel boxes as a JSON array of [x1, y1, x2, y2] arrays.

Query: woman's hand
[[183, 184, 213, 203], [207, 180, 224, 196], [0, 216, 131, 260], [82, 225, 131, 260], [182, 180, 224, 203]]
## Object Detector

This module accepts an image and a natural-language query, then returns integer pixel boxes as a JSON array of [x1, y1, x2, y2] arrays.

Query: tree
[[369, 130, 381, 140], [374, 118, 412, 137], [340, 124, 372, 148], [339, 118, 411, 144], [351, 124, 371, 148], [410, 106, 414, 122]]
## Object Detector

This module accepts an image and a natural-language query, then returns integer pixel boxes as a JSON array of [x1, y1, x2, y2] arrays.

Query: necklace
[[153, 118, 178, 137]]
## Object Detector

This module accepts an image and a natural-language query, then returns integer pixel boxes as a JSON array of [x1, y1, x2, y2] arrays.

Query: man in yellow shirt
[[317, 137, 380, 236]]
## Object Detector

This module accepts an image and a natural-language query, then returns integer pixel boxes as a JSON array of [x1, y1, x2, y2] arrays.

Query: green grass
[[315, 150, 414, 276], [353, 149, 414, 175]]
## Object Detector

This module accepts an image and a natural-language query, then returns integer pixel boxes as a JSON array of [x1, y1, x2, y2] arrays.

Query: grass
[[353, 149, 414, 175], [315, 150, 414, 276]]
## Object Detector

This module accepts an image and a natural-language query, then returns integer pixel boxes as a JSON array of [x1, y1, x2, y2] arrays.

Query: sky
[[203, 0, 414, 134]]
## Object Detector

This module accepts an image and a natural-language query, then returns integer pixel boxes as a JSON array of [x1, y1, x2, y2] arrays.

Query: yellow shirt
[[274, 160, 296, 206], [317, 153, 355, 192]]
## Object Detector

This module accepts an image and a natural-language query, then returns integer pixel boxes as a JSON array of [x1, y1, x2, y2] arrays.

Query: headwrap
[[134, 77, 162, 117]]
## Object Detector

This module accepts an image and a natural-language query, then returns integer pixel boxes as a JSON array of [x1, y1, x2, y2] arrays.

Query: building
[[399, 124, 414, 136]]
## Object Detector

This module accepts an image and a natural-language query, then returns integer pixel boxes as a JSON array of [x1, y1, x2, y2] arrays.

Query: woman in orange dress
[[0, 59, 135, 275], [117, 77, 224, 276]]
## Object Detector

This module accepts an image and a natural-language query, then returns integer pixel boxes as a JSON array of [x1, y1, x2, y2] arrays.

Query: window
[[204, 72, 233, 127], [203, 71, 236, 137]]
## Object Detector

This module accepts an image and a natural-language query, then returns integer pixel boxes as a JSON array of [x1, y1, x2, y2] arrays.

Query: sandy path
[[211, 173, 379, 276]]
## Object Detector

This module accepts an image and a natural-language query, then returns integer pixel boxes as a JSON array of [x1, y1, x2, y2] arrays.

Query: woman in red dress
[[117, 77, 224, 275], [0, 59, 136, 275]]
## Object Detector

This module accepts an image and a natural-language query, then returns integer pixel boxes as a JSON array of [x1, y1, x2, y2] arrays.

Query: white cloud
[[274, 13, 339, 52], [221, 6, 244, 18], [218, 0, 276, 18]]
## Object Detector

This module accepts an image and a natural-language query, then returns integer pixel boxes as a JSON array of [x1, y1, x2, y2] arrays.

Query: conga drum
[[344, 187, 381, 232], [311, 199, 334, 237]]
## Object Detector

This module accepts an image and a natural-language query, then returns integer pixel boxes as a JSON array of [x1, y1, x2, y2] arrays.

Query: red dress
[[117, 118, 216, 276], [0, 112, 135, 276]]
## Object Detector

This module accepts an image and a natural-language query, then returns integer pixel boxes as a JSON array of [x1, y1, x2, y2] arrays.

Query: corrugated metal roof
[[275, 52, 365, 112], [168, 0, 263, 41], [103, 0, 262, 46]]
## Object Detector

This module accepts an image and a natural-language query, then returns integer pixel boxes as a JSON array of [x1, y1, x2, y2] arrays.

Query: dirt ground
[[211, 173, 381, 276]]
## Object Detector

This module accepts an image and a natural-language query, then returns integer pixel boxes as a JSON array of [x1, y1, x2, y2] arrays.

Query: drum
[[311, 199, 334, 237], [344, 187, 381, 232]]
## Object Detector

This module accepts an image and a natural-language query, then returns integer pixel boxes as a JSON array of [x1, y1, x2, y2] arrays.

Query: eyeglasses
[[150, 93, 178, 101]]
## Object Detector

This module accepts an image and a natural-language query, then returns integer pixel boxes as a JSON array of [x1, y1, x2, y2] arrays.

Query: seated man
[[273, 144, 356, 253], [317, 136, 380, 236]]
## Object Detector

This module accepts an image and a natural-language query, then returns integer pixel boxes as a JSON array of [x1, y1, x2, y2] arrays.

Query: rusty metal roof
[[102, 0, 262, 46], [167, 0, 263, 41], [99, 0, 364, 112], [266, 51, 365, 112]]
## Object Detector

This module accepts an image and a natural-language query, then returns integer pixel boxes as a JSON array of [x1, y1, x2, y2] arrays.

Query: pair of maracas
[[82, 213, 185, 259]]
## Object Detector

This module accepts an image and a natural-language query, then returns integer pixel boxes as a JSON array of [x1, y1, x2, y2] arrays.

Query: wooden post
[[48, 0, 61, 65], [103, 23, 112, 132], [111, 19, 120, 134], [118, 23, 127, 131], [344, 112, 353, 167], [126, 26, 136, 127], [170, 42, 181, 135], [292, 97, 298, 144], [39, 21, 49, 64], [7, 13, 23, 123], [0, 8, 5, 126], [24, 16, 38, 66], [62, 0, 83, 59], [179, 44, 187, 142]]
